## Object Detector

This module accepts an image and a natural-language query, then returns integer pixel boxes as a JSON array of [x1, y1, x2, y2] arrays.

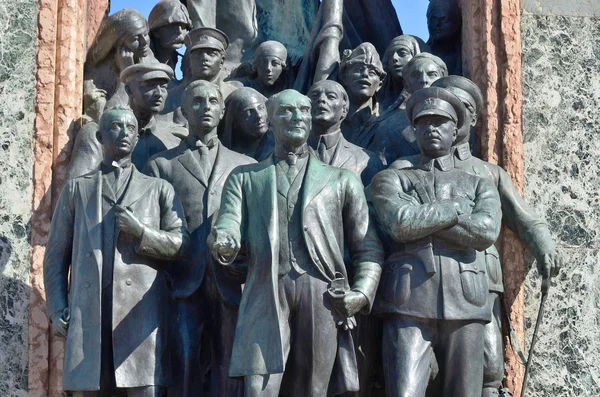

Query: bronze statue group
[[44, 1, 561, 396]]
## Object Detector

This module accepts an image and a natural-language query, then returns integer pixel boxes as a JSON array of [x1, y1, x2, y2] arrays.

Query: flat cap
[[149, 0, 192, 31], [185, 27, 229, 52], [432, 75, 484, 115], [120, 61, 174, 83], [405, 86, 467, 131]]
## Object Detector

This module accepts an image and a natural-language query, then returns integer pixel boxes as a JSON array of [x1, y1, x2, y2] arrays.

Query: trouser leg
[[168, 289, 206, 397], [438, 320, 485, 397], [382, 315, 434, 397], [483, 293, 504, 396], [283, 273, 338, 397]]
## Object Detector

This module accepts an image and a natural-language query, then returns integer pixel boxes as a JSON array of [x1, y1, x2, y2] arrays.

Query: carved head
[[223, 87, 268, 143], [97, 105, 139, 161], [402, 53, 448, 94], [432, 75, 483, 145], [87, 9, 151, 67], [252, 41, 288, 89], [186, 27, 229, 81], [406, 87, 466, 158], [182, 80, 225, 134], [149, 0, 192, 51], [267, 90, 311, 150], [121, 62, 174, 117], [427, 0, 461, 43], [382, 35, 425, 82], [307, 80, 348, 132], [340, 43, 386, 103]]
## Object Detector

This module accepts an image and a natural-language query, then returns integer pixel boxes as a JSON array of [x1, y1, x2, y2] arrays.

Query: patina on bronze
[[210, 89, 383, 397], [371, 86, 502, 397], [148, 0, 192, 68], [44, 105, 189, 397], [235, 41, 291, 98]]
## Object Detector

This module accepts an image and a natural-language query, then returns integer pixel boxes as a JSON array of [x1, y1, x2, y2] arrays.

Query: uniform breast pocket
[[459, 260, 487, 307], [485, 249, 501, 286], [381, 262, 413, 307]]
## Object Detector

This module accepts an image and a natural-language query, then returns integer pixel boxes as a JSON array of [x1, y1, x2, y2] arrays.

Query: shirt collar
[[417, 152, 455, 172], [308, 130, 341, 150], [138, 117, 157, 136], [101, 158, 132, 173], [454, 142, 472, 160], [185, 135, 219, 150], [274, 143, 309, 161]]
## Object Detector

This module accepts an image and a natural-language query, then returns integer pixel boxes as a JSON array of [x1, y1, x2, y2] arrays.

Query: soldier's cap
[[148, 0, 192, 31], [432, 75, 484, 115], [120, 61, 174, 83], [185, 27, 229, 52], [340, 42, 386, 78], [405, 86, 467, 130]]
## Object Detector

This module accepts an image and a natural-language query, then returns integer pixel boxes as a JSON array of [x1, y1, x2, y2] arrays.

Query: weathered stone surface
[[0, 0, 38, 396], [523, 0, 600, 17], [522, 13, 600, 396]]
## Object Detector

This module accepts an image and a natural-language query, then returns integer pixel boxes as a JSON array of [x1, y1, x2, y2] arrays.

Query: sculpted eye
[[111, 122, 120, 130]]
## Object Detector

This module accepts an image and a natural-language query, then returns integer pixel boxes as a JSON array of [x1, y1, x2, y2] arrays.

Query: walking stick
[[520, 275, 549, 397]]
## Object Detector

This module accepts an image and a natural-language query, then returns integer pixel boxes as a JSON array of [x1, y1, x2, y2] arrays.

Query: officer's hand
[[116, 46, 135, 71], [330, 290, 368, 318], [452, 198, 475, 216], [50, 308, 69, 338], [116, 205, 145, 238], [209, 228, 240, 262], [537, 251, 561, 278]]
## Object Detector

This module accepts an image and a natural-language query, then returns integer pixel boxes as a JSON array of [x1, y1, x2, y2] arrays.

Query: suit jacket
[[309, 133, 384, 186], [389, 143, 556, 293], [44, 167, 189, 391], [213, 154, 383, 377], [370, 155, 501, 321], [144, 140, 256, 300]]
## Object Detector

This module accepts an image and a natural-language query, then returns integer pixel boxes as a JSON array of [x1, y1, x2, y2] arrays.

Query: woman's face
[[387, 45, 414, 81], [238, 96, 269, 139], [255, 56, 284, 88], [122, 30, 150, 59]]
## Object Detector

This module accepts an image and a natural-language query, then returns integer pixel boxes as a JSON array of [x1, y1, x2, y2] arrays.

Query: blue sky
[[109, 0, 430, 42]]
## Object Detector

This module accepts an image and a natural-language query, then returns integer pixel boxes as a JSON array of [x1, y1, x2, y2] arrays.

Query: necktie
[[318, 141, 330, 164], [286, 153, 298, 183]]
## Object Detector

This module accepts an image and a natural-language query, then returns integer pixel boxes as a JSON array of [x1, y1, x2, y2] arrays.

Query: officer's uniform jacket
[[390, 143, 556, 293], [371, 153, 501, 321]]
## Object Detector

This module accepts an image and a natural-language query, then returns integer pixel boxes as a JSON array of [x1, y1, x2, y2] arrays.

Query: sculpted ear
[[124, 83, 133, 97]]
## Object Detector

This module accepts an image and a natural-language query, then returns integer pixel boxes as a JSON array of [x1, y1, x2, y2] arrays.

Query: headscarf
[[148, 0, 191, 32], [220, 87, 267, 149], [86, 9, 149, 67]]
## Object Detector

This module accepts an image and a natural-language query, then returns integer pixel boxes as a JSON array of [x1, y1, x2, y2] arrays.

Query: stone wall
[[522, 1, 600, 396], [0, 0, 38, 395]]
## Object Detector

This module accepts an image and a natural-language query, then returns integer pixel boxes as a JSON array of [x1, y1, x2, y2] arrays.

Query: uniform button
[[474, 266, 478, 271], [84, 282, 90, 288], [210, 191, 215, 195], [288, 204, 294, 208], [85, 252, 91, 258], [126, 279, 132, 286], [304, 226, 308, 231]]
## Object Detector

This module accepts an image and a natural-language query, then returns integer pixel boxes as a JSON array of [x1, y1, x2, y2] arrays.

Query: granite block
[[0, 0, 37, 396], [522, 13, 600, 396]]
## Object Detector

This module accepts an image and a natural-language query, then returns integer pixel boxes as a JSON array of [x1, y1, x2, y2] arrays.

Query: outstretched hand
[[209, 227, 240, 263]]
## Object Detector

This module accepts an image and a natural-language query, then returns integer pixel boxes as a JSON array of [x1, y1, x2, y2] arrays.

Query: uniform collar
[[138, 116, 157, 136], [418, 152, 455, 172], [454, 142, 472, 160]]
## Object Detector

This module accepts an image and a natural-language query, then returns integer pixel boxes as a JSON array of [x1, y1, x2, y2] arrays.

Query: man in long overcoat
[[44, 106, 189, 397], [210, 89, 383, 397]]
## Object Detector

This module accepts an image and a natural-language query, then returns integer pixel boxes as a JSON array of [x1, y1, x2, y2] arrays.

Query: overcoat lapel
[[81, 170, 103, 269], [178, 148, 208, 187], [331, 138, 353, 169], [120, 168, 152, 208], [302, 155, 335, 212], [206, 143, 229, 217]]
